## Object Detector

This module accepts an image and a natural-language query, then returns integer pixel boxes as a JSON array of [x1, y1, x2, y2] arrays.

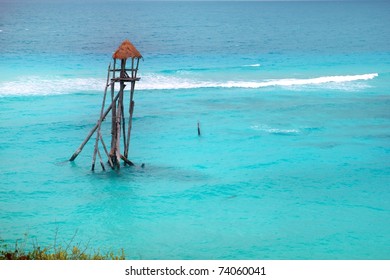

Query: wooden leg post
[[121, 102, 127, 165], [99, 132, 114, 169], [69, 89, 119, 162], [124, 81, 136, 160], [92, 63, 111, 170]]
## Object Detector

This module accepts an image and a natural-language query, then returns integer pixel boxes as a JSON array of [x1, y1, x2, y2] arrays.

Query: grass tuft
[[0, 233, 125, 260]]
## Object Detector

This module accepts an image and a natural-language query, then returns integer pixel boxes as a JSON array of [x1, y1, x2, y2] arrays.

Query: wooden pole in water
[[124, 81, 135, 160], [114, 59, 126, 169], [124, 57, 139, 159], [97, 147, 105, 171], [109, 59, 117, 165], [121, 101, 127, 159], [99, 132, 113, 168], [69, 90, 120, 162], [115, 85, 125, 168], [92, 63, 111, 171], [120, 154, 134, 166]]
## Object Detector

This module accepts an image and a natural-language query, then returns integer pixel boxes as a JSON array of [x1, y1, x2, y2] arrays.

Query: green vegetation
[[0, 233, 125, 260]]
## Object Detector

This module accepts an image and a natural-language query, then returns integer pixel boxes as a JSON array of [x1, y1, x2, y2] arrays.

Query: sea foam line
[[0, 73, 378, 96], [210, 73, 378, 89], [243, 63, 261, 67], [251, 125, 301, 135], [130, 73, 379, 90], [0, 77, 104, 97]]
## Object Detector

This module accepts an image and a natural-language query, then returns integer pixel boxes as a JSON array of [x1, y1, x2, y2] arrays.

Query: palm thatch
[[112, 39, 142, 59]]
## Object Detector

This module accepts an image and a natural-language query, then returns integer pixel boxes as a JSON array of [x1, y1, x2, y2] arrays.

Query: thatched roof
[[112, 39, 142, 59]]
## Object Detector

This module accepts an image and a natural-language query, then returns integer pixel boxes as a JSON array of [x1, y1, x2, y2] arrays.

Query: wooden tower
[[69, 39, 142, 170]]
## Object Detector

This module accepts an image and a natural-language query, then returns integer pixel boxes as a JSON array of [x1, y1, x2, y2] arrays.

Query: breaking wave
[[0, 73, 378, 97], [0, 77, 104, 97], [251, 125, 301, 135], [139, 73, 378, 90]]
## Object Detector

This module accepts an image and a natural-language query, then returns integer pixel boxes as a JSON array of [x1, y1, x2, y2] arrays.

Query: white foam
[[138, 73, 378, 90], [251, 125, 300, 135], [267, 128, 300, 134], [214, 73, 378, 89], [244, 63, 261, 67], [0, 73, 379, 97], [0, 76, 104, 97]]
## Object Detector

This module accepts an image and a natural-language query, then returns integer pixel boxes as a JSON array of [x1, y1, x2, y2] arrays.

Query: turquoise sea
[[0, 1, 389, 259]]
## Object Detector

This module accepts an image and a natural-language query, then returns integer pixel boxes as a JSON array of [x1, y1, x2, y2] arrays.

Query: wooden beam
[[97, 147, 105, 171], [109, 59, 117, 160], [69, 90, 120, 161], [92, 63, 111, 170], [121, 101, 127, 164], [99, 132, 114, 169], [120, 154, 134, 166], [124, 81, 136, 160], [114, 84, 125, 168]]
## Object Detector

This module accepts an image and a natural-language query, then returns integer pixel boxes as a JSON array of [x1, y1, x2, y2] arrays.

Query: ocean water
[[0, 1, 389, 259]]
